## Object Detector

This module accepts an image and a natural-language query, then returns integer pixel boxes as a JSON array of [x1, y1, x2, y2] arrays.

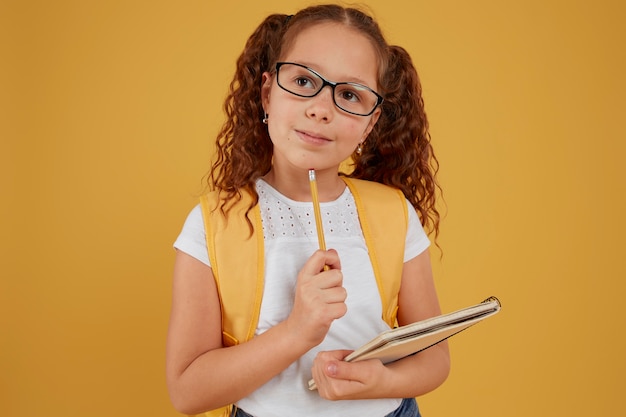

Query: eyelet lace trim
[[256, 180, 363, 241]]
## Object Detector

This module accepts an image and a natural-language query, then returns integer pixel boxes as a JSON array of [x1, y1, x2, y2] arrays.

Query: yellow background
[[2, 0, 625, 416]]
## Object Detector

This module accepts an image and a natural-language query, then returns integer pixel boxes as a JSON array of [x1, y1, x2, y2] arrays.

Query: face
[[261, 22, 381, 173]]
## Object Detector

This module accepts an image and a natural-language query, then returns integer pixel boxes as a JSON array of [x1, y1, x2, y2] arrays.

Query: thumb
[[324, 360, 361, 383]]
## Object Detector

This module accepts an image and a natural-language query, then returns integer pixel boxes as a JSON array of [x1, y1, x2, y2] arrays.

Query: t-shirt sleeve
[[173, 204, 211, 267], [404, 199, 431, 262]]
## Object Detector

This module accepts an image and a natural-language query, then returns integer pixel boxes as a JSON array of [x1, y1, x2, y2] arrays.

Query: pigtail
[[210, 14, 289, 214], [351, 45, 441, 238]]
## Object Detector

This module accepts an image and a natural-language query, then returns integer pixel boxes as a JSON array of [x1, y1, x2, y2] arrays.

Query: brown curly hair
[[209, 4, 442, 238]]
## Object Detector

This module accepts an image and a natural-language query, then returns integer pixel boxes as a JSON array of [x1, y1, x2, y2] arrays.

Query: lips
[[296, 129, 331, 144]]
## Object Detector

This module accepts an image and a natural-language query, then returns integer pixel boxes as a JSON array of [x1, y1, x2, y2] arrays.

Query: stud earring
[[262, 113, 269, 124]]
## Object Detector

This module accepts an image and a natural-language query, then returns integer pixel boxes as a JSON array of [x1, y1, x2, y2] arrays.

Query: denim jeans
[[231, 398, 421, 417], [385, 398, 421, 417]]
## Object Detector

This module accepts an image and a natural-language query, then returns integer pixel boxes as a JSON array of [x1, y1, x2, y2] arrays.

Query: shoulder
[[342, 177, 397, 191], [343, 177, 406, 214], [199, 188, 258, 218], [342, 177, 404, 199]]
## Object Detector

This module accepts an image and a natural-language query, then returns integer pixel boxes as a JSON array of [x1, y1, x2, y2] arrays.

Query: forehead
[[281, 22, 379, 86]]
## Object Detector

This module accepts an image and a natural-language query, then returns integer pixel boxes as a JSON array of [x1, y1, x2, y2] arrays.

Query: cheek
[[343, 120, 370, 143], [267, 98, 296, 127]]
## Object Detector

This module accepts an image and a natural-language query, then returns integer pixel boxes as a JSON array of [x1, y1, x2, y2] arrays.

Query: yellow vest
[[196, 177, 408, 417]]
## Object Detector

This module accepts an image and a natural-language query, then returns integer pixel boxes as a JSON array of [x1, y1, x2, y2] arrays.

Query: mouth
[[296, 130, 331, 144]]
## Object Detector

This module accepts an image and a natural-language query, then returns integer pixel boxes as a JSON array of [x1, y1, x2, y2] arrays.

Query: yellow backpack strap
[[342, 178, 408, 327], [197, 191, 264, 417], [199, 191, 265, 346]]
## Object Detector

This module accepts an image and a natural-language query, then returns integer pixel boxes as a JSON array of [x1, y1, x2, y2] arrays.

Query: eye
[[294, 76, 316, 89], [337, 87, 362, 103]]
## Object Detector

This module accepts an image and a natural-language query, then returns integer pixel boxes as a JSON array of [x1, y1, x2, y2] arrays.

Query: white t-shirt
[[174, 179, 430, 417]]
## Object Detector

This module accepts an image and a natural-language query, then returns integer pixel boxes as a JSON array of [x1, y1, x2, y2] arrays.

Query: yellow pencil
[[308, 169, 329, 271]]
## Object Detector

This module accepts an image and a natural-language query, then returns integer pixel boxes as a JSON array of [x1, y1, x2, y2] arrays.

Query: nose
[[305, 85, 335, 122]]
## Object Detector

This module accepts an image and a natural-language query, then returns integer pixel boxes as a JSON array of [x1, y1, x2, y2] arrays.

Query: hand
[[311, 350, 389, 400], [286, 249, 346, 347]]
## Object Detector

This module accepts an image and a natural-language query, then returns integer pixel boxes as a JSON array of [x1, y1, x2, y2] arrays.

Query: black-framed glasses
[[275, 62, 383, 116]]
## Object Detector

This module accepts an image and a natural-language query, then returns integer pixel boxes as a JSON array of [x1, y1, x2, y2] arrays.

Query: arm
[[311, 249, 450, 400], [166, 249, 346, 415]]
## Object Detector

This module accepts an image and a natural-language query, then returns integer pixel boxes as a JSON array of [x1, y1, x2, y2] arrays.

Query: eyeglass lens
[[276, 63, 380, 116]]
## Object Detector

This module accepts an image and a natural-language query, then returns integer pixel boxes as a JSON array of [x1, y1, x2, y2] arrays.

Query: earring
[[356, 142, 364, 155], [262, 113, 269, 124]]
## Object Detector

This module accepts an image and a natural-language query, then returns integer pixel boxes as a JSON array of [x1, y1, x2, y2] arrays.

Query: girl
[[167, 4, 449, 417]]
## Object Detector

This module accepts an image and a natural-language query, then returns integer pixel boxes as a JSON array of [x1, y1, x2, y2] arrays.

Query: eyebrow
[[295, 61, 374, 87]]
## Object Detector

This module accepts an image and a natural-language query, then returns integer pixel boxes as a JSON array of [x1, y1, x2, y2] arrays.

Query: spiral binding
[[482, 296, 501, 308]]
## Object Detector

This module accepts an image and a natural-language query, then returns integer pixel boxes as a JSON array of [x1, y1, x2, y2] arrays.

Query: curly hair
[[209, 4, 442, 238]]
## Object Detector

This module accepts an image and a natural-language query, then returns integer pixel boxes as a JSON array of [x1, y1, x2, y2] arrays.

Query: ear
[[261, 72, 273, 113], [362, 107, 382, 140]]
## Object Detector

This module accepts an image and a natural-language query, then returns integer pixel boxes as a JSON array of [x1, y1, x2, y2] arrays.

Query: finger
[[317, 350, 353, 362], [324, 301, 348, 320], [300, 250, 339, 276], [324, 248, 341, 270], [315, 249, 341, 273], [324, 359, 369, 384], [311, 350, 353, 392], [320, 285, 347, 304], [317, 270, 344, 290]]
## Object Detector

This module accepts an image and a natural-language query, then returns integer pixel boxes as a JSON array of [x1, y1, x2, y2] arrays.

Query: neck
[[263, 167, 346, 202]]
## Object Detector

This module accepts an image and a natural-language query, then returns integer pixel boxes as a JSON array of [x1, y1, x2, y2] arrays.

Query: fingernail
[[327, 362, 337, 376]]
